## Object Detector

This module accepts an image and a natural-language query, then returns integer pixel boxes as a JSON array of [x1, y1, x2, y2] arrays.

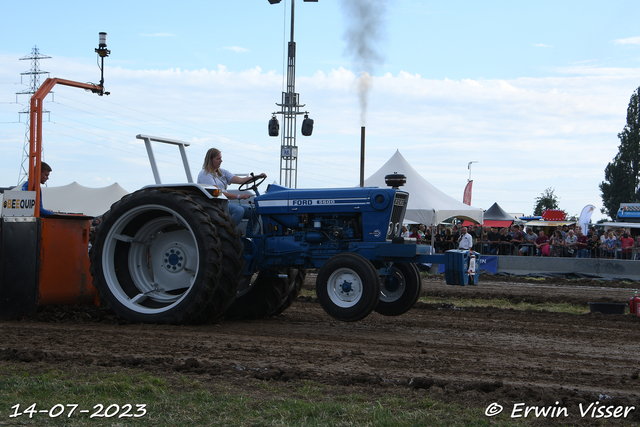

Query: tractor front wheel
[[375, 262, 421, 316], [316, 253, 380, 322]]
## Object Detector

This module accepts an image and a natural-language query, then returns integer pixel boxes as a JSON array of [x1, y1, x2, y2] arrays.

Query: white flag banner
[[577, 205, 596, 233]]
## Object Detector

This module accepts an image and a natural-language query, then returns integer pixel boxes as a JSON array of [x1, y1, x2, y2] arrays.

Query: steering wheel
[[239, 174, 266, 192]]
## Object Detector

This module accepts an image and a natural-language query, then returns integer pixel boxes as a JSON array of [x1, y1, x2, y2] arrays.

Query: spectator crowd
[[402, 222, 640, 260]]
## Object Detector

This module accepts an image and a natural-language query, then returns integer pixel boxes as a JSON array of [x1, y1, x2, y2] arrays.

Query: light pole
[[267, 0, 316, 188], [467, 161, 478, 182]]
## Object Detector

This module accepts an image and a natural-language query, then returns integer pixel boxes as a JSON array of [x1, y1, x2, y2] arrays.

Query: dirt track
[[2, 274, 640, 424]]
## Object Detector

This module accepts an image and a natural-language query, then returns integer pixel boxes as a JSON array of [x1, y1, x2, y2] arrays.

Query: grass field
[[0, 365, 526, 426], [416, 297, 591, 315]]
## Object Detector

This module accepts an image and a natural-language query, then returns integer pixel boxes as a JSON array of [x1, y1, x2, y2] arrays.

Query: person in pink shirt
[[620, 232, 635, 260], [535, 230, 550, 257]]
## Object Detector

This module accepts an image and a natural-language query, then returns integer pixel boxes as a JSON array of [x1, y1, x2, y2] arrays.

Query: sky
[[2, 0, 640, 222]]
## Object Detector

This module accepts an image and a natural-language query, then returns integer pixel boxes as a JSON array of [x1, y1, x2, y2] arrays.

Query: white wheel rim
[[326, 268, 363, 308], [101, 204, 199, 315]]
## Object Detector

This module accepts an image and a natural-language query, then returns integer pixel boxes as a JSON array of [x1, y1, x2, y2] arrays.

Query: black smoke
[[340, 0, 387, 126]]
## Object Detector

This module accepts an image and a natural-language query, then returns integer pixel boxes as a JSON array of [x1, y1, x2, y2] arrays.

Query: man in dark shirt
[[511, 225, 524, 254], [21, 161, 54, 217], [488, 227, 501, 255], [499, 228, 512, 255]]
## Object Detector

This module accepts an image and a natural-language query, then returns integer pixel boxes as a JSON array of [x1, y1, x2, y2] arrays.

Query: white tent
[[364, 150, 483, 225], [41, 182, 129, 217]]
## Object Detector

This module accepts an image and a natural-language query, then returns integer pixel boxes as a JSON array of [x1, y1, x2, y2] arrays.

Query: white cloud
[[613, 36, 640, 45], [222, 46, 250, 53], [532, 43, 552, 48]]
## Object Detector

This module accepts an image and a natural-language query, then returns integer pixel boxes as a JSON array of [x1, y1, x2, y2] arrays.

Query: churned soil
[[1, 273, 639, 425]]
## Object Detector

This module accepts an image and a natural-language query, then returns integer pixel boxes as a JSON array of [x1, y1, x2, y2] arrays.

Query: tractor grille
[[387, 191, 408, 240]]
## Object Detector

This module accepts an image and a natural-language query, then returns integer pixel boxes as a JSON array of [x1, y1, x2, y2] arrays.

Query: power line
[[16, 46, 51, 185]]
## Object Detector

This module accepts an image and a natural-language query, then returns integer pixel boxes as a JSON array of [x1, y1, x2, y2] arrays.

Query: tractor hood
[[256, 184, 402, 215], [255, 184, 409, 241]]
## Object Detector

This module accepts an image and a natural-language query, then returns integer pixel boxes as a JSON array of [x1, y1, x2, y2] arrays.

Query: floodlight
[[301, 114, 313, 136], [96, 32, 110, 58], [269, 115, 279, 137], [99, 32, 107, 48]]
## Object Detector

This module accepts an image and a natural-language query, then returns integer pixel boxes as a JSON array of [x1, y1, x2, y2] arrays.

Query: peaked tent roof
[[41, 182, 129, 217], [364, 150, 483, 225], [484, 202, 514, 221], [482, 202, 514, 227]]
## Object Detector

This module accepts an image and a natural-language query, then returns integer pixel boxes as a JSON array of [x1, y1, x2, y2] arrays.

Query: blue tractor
[[89, 136, 453, 325]]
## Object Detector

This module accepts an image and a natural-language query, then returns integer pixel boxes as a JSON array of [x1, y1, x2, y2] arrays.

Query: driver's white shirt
[[197, 168, 235, 191]]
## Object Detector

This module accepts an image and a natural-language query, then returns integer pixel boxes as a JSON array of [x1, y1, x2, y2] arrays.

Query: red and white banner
[[463, 180, 473, 205], [542, 209, 566, 221]]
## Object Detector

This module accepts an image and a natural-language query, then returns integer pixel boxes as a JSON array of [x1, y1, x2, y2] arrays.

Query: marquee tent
[[462, 202, 514, 228], [364, 150, 483, 225], [482, 202, 514, 228], [40, 182, 129, 217]]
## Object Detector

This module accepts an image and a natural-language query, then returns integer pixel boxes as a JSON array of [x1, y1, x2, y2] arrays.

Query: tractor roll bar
[[136, 134, 193, 185]]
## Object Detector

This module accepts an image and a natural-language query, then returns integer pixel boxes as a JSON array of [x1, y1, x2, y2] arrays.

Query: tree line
[[600, 86, 640, 220]]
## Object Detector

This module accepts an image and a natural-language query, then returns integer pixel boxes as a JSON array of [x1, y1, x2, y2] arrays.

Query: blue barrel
[[444, 249, 479, 286]]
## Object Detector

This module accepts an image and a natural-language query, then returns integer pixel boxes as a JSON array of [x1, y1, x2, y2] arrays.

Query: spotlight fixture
[[268, 115, 279, 137], [94, 32, 111, 96], [301, 114, 313, 136]]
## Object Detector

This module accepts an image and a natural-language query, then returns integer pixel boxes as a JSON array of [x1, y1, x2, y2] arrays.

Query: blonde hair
[[202, 148, 222, 177]]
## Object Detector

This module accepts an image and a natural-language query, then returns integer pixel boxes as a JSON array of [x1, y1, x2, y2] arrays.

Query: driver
[[197, 148, 266, 226]]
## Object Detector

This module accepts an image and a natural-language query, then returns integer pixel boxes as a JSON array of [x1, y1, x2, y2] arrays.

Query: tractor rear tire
[[189, 196, 244, 322], [90, 188, 235, 324], [316, 253, 380, 322], [375, 262, 421, 316], [271, 268, 307, 317], [224, 269, 292, 320]]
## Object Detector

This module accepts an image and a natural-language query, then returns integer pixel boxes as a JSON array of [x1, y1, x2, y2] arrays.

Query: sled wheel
[[271, 268, 307, 316], [316, 253, 380, 322], [90, 188, 230, 324], [189, 196, 245, 322], [224, 269, 291, 320], [375, 262, 421, 316]]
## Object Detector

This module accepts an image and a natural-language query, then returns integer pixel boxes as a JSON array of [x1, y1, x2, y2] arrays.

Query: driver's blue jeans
[[228, 202, 250, 226]]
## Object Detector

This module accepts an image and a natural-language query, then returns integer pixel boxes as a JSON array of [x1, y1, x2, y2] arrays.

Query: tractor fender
[[141, 183, 228, 201]]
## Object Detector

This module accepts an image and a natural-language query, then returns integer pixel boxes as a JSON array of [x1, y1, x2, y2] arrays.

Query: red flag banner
[[541, 209, 566, 221], [463, 180, 473, 205]]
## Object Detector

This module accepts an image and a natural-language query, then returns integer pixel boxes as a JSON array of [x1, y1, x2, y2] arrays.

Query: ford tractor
[[88, 135, 450, 324]]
